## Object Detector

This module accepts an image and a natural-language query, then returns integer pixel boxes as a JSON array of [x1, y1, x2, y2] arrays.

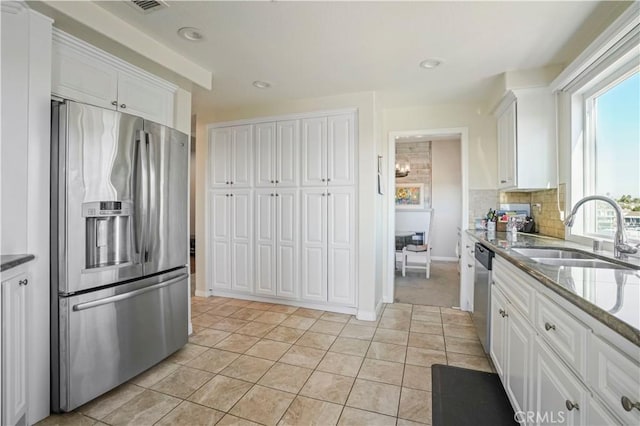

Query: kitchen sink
[[512, 247, 636, 270], [512, 248, 595, 259], [530, 257, 630, 269]]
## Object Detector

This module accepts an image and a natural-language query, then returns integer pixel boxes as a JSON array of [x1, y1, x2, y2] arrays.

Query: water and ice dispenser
[[83, 201, 133, 269]]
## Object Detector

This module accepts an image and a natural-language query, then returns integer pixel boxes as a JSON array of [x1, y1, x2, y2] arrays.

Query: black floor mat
[[432, 364, 518, 426]]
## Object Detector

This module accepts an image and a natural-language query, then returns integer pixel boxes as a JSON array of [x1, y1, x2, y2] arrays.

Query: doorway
[[386, 128, 469, 308]]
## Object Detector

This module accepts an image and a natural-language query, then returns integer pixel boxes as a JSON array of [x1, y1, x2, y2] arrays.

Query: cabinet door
[[327, 114, 355, 186], [277, 120, 299, 187], [255, 122, 276, 187], [276, 189, 299, 299], [117, 71, 174, 126], [497, 100, 516, 189], [51, 41, 118, 110], [2, 273, 28, 426], [231, 190, 253, 292], [490, 286, 508, 380], [587, 397, 620, 426], [301, 117, 327, 186], [327, 187, 356, 306], [210, 192, 231, 289], [209, 128, 231, 188], [533, 338, 588, 426], [231, 125, 252, 187], [301, 189, 327, 301], [254, 190, 276, 296], [506, 308, 533, 415]]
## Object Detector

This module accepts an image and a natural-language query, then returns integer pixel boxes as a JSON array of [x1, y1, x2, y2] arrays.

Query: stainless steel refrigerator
[[50, 100, 189, 412]]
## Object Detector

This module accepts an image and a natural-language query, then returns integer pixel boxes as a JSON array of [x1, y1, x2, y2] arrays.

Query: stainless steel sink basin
[[512, 247, 636, 270], [512, 248, 595, 260], [530, 258, 630, 269]]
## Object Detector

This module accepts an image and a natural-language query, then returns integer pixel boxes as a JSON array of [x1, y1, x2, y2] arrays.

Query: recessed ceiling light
[[177, 27, 204, 41], [419, 58, 443, 69], [253, 80, 271, 89]]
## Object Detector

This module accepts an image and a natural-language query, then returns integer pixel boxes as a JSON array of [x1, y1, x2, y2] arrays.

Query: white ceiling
[[93, 1, 605, 113]]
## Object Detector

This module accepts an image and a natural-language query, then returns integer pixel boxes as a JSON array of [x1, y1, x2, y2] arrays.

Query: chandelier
[[395, 162, 410, 178]]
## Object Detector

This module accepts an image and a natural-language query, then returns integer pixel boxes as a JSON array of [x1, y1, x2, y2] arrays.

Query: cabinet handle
[[621, 396, 640, 412], [565, 400, 579, 411], [18, 279, 28, 286], [499, 308, 508, 318], [500, 180, 507, 184], [111, 101, 117, 106], [120, 104, 126, 108], [544, 322, 556, 331]]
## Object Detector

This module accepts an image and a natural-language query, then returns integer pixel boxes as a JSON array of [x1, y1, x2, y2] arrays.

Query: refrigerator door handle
[[139, 130, 151, 263], [72, 273, 188, 311]]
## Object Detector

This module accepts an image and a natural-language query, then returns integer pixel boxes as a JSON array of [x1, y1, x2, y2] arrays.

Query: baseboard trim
[[432, 256, 458, 262], [195, 289, 210, 297]]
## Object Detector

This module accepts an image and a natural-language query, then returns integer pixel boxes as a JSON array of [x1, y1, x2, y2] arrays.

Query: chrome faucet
[[564, 195, 638, 259]]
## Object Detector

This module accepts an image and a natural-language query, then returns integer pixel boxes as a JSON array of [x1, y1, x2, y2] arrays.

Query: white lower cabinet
[[209, 190, 253, 292], [301, 187, 356, 306], [490, 285, 533, 416], [2, 271, 28, 426], [254, 189, 298, 298]]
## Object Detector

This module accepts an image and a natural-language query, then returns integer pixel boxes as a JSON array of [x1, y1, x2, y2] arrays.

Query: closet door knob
[[565, 400, 579, 411], [111, 101, 117, 106], [19, 279, 28, 286], [544, 322, 556, 331], [120, 104, 126, 109], [621, 396, 640, 412]]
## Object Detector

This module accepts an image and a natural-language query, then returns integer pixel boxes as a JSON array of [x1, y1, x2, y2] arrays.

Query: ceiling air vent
[[128, 0, 168, 14]]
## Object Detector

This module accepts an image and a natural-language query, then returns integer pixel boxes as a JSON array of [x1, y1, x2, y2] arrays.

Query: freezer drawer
[[53, 268, 188, 412]]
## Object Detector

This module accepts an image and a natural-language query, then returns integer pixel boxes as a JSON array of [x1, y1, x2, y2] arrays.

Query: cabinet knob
[[321, 178, 326, 182], [111, 101, 117, 106], [565, 400, 579, 411], [18, 278, 28, 286], [467, 264, 473, 268], [230, 194, 234, 197], [120, 103, 126, 109], [270, 193, 274, 197], [327, 192, 331, 196], [544, 322, 556, 331], [275, 180, 279, 184], [225, 194, 229, 197], [499, 308, 508, 318], [275, 193, 280, 197], [270, 180, 274, 184], [621, 396, 640, 412], [230, 181, 234, 185], [500, 180, 507, 184], [321, 193, 326, 197], [327, 178, 331, 182]]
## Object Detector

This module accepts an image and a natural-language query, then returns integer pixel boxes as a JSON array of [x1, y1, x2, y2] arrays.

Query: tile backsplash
[[500, 184, 566, 238]]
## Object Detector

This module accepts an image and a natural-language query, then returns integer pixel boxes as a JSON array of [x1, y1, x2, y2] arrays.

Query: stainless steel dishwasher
[[472, 243, 494, 353]]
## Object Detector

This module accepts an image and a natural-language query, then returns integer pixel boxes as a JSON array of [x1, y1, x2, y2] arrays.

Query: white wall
[[196, 91, 381, 319], [431, 139, 462, 260]]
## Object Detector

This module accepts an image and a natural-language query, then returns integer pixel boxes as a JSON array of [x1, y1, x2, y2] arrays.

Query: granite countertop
[[467, 230, 640, 346], [1, 254, 35, 272]]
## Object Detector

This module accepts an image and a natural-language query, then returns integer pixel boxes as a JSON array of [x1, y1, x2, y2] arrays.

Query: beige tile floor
[[39, 297, 494, 426]]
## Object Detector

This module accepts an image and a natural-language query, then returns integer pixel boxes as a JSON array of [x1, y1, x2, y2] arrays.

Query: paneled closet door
[[301, 117, 327, 186], [301, 189, 327, 302], [276, 189, 299, 299], [255, 122, 276, 187], [327, 114, 355, 186], [209, 128, 231, 188], [231, 125, 253, 188], [327, 187, 356, 306], [276, 120, 299, 187], [231, 190, 253, 292], [254, 190, 276, 296], [210, 191, 231, 289]]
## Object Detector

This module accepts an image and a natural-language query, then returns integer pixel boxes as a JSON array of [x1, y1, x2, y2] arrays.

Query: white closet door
[[231, 125, 253, 188], [301, 117, 327, 186], [277, 120, 299, 187], [327, 114, 355, 186], [327, 187, 356, 306], [209, 128, 231, 188], [231, 190, 253, 292], [210, 191, 231, 289], [255, 122, 276, 187], [276, 189, 299, 299], [301, 189, 327, 301], [254, 190, 276, 296]]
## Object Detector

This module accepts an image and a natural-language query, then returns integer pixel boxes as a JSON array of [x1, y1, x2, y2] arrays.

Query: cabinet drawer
[[535, 293, 589, 380], [493, 257, 535, 320], [588, 334, 640, 425]]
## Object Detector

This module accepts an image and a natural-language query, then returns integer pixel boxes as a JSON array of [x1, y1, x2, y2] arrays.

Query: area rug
[[431, 364, 517, 426]]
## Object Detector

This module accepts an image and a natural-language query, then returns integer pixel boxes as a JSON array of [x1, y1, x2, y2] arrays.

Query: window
[[581, 69, 640, 242]]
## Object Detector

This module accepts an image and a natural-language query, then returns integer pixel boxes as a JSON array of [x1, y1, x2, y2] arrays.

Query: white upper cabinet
[[494, 87, 556, 190], [209, 125, 253, 188], [301, 112, 356, 187], [255, 120, 299, 188], [51, 29, 176, 127]]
